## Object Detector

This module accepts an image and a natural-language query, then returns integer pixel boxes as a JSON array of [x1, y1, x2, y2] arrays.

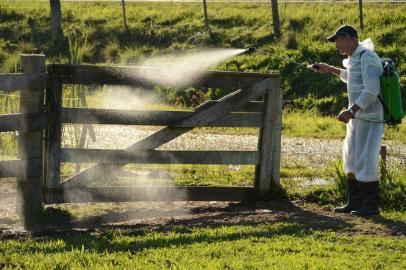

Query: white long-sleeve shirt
[[339, 39, 384, 121]]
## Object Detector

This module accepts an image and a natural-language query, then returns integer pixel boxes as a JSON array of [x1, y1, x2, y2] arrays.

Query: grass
[[1, 224, 406, 269]]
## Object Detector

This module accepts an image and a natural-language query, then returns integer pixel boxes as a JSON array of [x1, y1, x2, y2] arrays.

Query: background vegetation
[[0, 0, 405, 114]]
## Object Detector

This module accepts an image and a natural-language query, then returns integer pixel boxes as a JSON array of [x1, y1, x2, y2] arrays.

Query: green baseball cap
[[327, 25, 358, 42]]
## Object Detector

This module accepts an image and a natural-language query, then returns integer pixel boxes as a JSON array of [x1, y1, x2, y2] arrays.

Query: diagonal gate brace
[[61, 78, 271, 188]]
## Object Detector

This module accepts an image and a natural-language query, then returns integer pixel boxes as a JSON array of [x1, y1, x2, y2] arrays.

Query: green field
[[1, 223, 406, 269], [1, 1, 406, 269]]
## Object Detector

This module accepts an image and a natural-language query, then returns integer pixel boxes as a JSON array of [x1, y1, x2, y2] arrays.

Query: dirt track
[[1, 200, 405, 239]]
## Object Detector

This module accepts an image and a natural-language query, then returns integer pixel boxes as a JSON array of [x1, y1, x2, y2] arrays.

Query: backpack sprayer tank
[[379, 58, 404, 125]]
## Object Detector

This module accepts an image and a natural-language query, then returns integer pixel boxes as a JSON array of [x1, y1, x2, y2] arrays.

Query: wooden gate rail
[[60, 149, 260, 165], [60, 107, 264, 127], [0, 73, 47, 92], [0, 113, 47, 132], [48, 64, 274, 89], [47, 186, 256, 203], [0, 159, 42, 178]]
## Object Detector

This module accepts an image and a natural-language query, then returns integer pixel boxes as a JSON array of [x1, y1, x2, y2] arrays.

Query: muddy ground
[[1, 197, 405, 239]]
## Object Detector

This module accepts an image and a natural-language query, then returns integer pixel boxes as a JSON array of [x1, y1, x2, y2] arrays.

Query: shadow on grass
[[3, 202, 352, 254], [368, 215, 406, 236], [1, 200, 355, 248], [3, 199, 405, 253]]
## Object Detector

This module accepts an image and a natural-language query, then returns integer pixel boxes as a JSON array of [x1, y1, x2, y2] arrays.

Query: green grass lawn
[[1, 222, 405, 269]]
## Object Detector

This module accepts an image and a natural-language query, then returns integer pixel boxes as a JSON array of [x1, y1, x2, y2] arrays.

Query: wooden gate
[[0, 54, 282, 221]]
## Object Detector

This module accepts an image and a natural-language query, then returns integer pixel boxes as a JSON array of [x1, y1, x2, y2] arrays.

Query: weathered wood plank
[[47, 64, 158, 89], [61, 108, 263, 128], [46, 186, 256, 203], [0, 73, 47, 92], [62, 78, 270, 188], [0, 113, 47, 132], [195, 100, 264, 113], [17, 55, 46, 224], [60, 149, 260, 165], [47, 64, 278, 89], [271, 79, 283, 185], [44, 75, 63, 193], [256, 77, 282, 195], [0, 159, 42, 178], [196, 71, 277, 89]]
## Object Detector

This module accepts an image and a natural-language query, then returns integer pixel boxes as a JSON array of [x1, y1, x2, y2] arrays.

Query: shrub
[[103, 40, 120, 63]]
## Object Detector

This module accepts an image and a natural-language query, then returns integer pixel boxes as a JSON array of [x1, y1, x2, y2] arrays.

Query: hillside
[[0, 1, 405, 113]]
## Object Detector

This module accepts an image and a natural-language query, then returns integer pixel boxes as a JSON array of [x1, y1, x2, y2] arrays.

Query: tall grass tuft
[[379, 160, 406, 211], [329, 159, 406, 211], [329, 160, 347, 203], [64, 31, 95, 172]]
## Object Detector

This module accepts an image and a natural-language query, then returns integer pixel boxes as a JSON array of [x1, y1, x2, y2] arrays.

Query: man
[[314, 25, 384, 216]]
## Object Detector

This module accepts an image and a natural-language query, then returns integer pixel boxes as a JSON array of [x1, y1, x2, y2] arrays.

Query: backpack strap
[[359, 50, 394, 123]]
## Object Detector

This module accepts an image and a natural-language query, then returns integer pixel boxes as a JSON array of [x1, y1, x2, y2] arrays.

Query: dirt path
[[1, 200, 405, 239]]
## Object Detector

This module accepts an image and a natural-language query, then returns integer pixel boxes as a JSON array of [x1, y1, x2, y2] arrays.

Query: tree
[[50, 0, 64, 43]]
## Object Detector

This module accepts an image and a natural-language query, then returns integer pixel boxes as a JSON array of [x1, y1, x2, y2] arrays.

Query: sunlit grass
[[1, 224, 406, 269]]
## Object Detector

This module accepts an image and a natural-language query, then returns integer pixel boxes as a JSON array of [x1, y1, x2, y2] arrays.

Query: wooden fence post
[[203, 0, 209, 31], [44, 67, 63, 203], [359, 0, 364, 30], [16, 54, 46, 226], [255, 77, 282, 196], [271, 0, 281, 38]]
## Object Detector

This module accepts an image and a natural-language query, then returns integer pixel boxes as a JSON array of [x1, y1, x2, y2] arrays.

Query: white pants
[[343, 119, 384, 182]]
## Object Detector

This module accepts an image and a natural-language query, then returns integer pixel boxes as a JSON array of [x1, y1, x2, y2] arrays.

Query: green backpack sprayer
[[359, 51, 404, 125], [378, 58, 404, 125]]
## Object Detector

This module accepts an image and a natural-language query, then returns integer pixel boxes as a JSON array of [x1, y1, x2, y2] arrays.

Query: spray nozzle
[[246, 47, 256, 53], [307, 64, 320, 70]]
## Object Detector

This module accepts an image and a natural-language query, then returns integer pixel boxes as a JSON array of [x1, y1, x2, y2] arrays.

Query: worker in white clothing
[[313, 25, 384, 216]]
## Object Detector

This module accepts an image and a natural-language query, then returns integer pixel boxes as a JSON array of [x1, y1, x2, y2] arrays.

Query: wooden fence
[[0, 54, 282, 224]]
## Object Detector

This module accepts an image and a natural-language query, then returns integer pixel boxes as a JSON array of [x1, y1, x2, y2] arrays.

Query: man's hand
[[312, 63, 331, 73], [336, 110, 353, 123], [312, 63, 341, 76]]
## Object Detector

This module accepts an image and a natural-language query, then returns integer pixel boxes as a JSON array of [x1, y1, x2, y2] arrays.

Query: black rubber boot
[[351, 181, 380, 217], [334, 178, 362, 213]]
